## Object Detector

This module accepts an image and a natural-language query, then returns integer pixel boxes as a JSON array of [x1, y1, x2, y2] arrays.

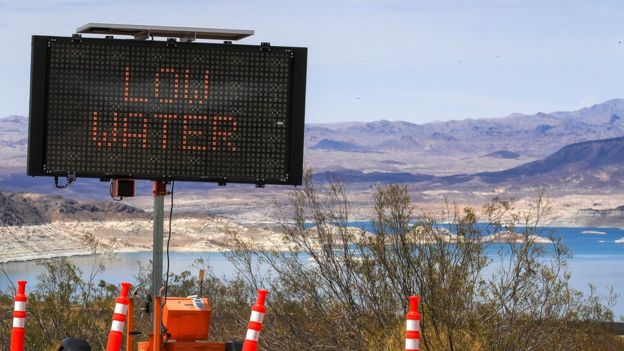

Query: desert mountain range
[[317, 136, 624, 192], [2, 99, 624, 197], [307, 98, 624, 158]]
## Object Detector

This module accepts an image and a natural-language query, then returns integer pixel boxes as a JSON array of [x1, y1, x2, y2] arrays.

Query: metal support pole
[[151, 181, 167, 329]]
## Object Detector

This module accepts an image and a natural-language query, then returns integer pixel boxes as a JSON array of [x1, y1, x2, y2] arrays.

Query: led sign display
[[28, 36, 307, 185]]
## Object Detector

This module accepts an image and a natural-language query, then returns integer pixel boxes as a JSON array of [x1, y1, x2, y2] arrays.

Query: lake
[[1, 225, 623, 317]]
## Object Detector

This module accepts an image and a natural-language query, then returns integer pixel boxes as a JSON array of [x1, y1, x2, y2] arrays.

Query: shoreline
[[0, 247, 232, 265], [2, 229, 621, 265], [0, 217, 285, 264], [1, 216, 623, 264]]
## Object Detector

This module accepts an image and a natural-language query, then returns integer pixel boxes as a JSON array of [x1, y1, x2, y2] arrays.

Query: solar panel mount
[[76, 23, 255, 42]]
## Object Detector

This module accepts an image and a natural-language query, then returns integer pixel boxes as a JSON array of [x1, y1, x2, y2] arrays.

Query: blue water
[[0, 252, 234, 291], [0, 226, 623, 317]]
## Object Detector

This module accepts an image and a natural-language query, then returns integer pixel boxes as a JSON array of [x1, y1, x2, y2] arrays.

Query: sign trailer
[[26, 24, 307, 348]]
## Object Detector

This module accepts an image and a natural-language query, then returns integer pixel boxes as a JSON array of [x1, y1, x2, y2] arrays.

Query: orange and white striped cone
[[10, 280, 27, 351], [405, 295, 421, 351], [242, 289, 269, 351], [106, 282, 132, 351]]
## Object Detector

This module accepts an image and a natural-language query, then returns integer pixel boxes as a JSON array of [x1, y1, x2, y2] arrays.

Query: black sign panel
[[28, 36, 307, 185]]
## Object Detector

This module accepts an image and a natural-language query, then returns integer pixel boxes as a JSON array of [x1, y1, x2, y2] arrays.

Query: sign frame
[[27, 35, 307, 186]]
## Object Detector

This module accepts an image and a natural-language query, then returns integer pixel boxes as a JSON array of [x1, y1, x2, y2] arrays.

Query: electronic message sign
[[28, 36, 307, 186]]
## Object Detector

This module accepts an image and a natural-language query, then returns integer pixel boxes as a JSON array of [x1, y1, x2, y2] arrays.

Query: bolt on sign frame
[[28, 35, 307, 186]]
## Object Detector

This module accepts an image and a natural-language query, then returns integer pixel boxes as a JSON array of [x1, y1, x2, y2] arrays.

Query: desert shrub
[[0, 258, 118, 350], [0, 233, 119, 350], [223, 171, 623, 350]]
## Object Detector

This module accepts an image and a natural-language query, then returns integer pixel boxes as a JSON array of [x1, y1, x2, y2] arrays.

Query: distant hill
[[313, 169, 433, 183], [470, 137, 624, 185], [310, 139, 375, 153], [0, 115, 28, 148], [0, 115, 29, 173], [0, 191, 145, 226], [315, 136, 624, 191]]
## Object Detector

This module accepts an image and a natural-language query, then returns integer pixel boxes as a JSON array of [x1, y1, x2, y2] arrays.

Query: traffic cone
[[10, 280, 27, 351], [106, 282, 132, 351], [242, 289, 268, 351], [405, 295, 421, 351]]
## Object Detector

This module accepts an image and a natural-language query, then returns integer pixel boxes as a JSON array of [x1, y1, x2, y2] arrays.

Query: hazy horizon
[[3, 97, 622, 126]]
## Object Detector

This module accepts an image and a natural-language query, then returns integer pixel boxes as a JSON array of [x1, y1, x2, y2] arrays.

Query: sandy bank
[[0, 218, 287, 263], [581, 230, 607, 235], [481, 231, 553, 244]]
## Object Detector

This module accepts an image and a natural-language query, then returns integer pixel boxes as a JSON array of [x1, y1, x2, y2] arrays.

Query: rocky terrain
[[0, 189, 294, 262], [576, 206, 624, 228], [0, 191, 144, 226], [316, 135, 624, 198], [0, 217, 286, 263]]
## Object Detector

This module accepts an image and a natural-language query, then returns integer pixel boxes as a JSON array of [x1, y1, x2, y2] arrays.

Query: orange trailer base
[[137, 338, 225, 351], [136, 296, 228, 351]]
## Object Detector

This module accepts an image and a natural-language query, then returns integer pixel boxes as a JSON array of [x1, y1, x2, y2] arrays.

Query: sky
[[0, 0, 623, 124]]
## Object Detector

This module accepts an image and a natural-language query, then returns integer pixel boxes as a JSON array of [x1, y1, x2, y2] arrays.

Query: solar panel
[[75, 23, 255, 41]]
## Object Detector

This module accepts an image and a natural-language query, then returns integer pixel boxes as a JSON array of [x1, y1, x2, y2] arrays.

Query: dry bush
[[0, 234, 119, 350], [224, 171, 623, 351]]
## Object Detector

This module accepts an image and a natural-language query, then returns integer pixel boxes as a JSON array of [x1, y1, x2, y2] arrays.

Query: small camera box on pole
[[112, 179, 135, 198]]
